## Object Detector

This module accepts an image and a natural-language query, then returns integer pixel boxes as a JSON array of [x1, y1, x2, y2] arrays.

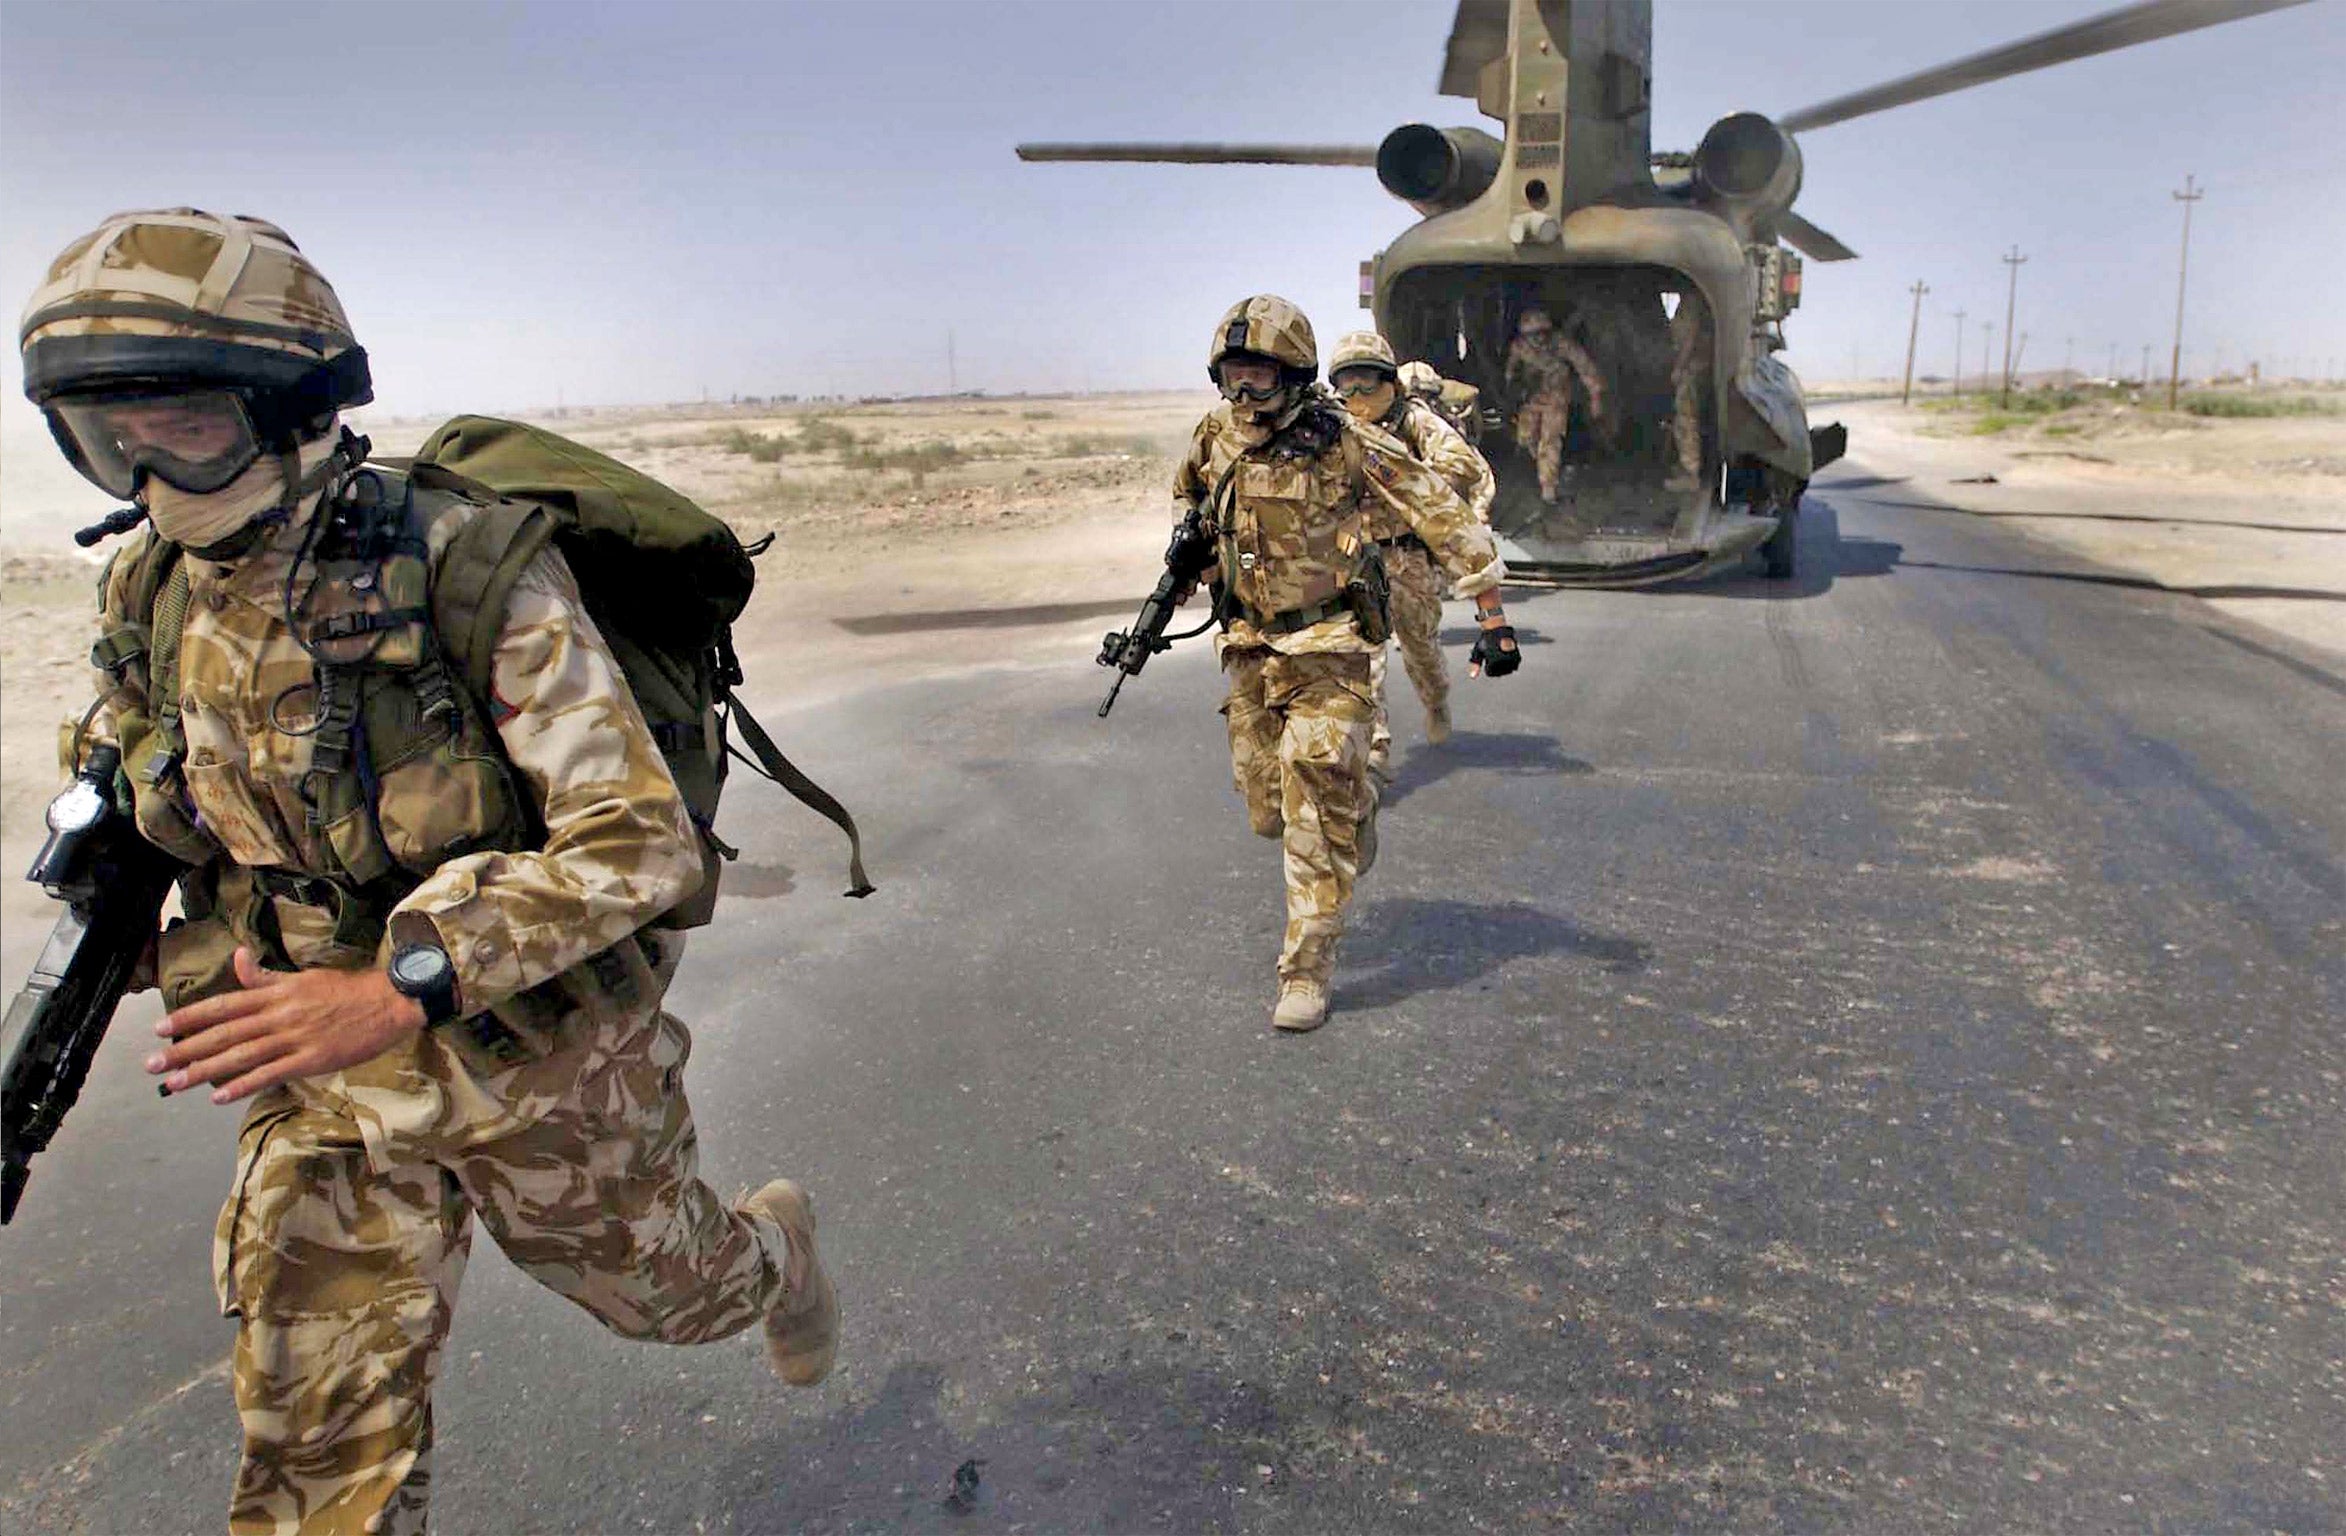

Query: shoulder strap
[[147, 556, 193, 756], [1339, 417, 1365, 485], [424, 483, 563, 702]]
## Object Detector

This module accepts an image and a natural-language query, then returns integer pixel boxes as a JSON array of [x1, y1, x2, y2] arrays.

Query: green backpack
[[407, 415, 872, 915]]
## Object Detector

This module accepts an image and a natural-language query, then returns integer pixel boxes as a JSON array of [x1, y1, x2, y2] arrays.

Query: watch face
[[45, 779, 107, 835], [390, 946, 451, 990]]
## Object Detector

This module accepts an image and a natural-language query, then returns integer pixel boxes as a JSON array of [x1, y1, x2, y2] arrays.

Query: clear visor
[[47, 390, 263, 499]]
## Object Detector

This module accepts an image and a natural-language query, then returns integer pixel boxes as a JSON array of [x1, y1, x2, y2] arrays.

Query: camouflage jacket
[[1504, 332, 1609, 418], [73, 491, 702, 1021], [1172, 394, 1503, 656], [1374, 397, 1496, 532]]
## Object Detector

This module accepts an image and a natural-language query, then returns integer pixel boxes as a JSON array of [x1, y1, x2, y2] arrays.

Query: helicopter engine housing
[[1691, 112, 1803, 239], [1376, 124, 1504, 216]]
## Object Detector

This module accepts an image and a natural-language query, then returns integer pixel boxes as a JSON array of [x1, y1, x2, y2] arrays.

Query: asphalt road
[[5, 465, 2342, 1534]]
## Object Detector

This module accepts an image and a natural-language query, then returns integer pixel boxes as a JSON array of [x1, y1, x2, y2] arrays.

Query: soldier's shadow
[[1340, 896, 1649, 1012], [712, 1358, 1277, 1532], [1381, 729, 1593, 807]]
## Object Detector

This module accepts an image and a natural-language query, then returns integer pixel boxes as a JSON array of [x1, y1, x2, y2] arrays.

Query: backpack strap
[[425, 480, 563, 703], [719, 679, 875, 899], [144, 557, 194, 787]]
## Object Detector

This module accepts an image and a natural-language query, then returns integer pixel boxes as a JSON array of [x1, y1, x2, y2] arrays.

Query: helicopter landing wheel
[[1760, 477, 1804, 580]]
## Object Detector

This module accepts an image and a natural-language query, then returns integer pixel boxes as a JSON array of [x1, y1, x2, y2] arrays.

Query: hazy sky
[[2, 0, 2341, 429]]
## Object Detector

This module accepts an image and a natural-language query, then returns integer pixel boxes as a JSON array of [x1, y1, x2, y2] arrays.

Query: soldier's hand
[[147, 947, 427, 1105], [1468, 623, 1521, 679]]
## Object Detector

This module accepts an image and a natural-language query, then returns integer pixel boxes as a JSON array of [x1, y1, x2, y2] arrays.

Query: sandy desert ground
[[3, 386, 2340, 937]]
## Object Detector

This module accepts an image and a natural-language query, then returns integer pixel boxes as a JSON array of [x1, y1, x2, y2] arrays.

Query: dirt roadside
[[1816, 396, 2346, 660]]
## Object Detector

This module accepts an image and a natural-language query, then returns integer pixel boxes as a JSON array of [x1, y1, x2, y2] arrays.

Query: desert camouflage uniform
[[1667, 292, 1713, 487], [1172, 394, 1503, 985], [1504, 329, 1610, 502], [1363, 396, 1497, 773], [75, 490, 793, 1536]]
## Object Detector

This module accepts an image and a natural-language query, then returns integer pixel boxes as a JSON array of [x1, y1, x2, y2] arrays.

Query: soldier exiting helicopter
[[1503, 305, 1613, 504], [1169, 296, 1517, 1032], [1328, 331, 1496, 776]]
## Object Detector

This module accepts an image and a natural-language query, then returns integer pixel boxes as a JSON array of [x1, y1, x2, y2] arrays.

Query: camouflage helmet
[[19, 208, 370, 419], [1328, 331, 1399, 380], [1207, 294, 1317, 381], [1396, 360, 1443, 396]]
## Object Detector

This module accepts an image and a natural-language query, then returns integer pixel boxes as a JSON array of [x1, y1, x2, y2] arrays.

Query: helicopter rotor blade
[[1777, 0, 2312, 135], [1015, 143, 1376, 166], [1779, 212, 1858, 263]]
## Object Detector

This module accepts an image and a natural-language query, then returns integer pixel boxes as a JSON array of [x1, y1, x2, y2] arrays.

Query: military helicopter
[[1019, 0, 2306, 586]]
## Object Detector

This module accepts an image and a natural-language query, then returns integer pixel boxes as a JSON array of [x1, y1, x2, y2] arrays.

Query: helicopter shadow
[[1381, 729, 1594, 808], [1340, 895, 1650, 1012], [1656, 496, 1902, 602]]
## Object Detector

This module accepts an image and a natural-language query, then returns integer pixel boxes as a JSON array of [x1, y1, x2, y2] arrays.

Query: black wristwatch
[[388, 943, 460, 1026]]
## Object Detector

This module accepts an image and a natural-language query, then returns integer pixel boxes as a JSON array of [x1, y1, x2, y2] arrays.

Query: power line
[[1999, 245, 2028, 406], [2169, 173, 2202, 410], [1901, 280, 1929, 406]]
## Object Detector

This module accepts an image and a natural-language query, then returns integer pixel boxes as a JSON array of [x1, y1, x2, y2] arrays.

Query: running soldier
[[1171, 296, 1519, 1032], [1503, 305, 1612, 503], [20, 208, 838, 1535], [1328, 332, 1497, 773]]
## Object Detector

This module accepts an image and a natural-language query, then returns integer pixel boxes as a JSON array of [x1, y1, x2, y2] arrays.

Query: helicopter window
[[1523, 179, 1552, 210]]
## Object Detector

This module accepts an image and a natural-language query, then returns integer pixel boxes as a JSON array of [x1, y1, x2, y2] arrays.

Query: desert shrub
[[796, 417, 864, 454], [843, 440, 967, 477], [1054, 433, 1163, 459], [2182, 393, 2341, 419], [713, 427, 791, 462]]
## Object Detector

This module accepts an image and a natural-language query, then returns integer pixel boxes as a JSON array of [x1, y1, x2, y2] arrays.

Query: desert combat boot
[[1273, 978, 1330, 1032], [741, 1179, 840, 1385]]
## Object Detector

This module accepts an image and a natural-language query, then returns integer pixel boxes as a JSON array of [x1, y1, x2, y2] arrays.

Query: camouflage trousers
[[1222, 648, 1376, 985], [213, 936, 792, 1535], [1515, 394, 1573, 502], [1669, 360, 1705, 484], [1367, 542, 1450, 774]]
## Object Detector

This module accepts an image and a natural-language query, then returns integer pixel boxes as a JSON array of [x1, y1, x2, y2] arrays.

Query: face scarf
[[141, 430, 344, 557]]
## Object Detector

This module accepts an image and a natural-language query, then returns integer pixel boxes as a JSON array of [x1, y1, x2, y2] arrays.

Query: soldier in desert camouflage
[[1328, 332, 1497, 776], [20, 208, 837, 1535], [1503, 305, 1613, 503], [1170, 296, 1519, 1032], [1398, 359, 1489, 454]]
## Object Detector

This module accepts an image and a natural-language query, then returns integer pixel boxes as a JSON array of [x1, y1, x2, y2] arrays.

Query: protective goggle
[[45, 389, 266, 499], [1329, 371, 1394, 398], [1215, 359, 1287, 404]]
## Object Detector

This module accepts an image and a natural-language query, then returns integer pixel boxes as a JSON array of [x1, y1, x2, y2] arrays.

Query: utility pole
[[2062, 336, 2075, 385], [1983, 321, 1996, 402], [1952, 308, 1966, 398], [2140, 342, 2152, 385], [1999, 245, 2028, 406], [2106, 342, 2118, 381], [1901, 280, 1929, 405], [2168, 173, 2201, 410], [947, 329, 958, 394]]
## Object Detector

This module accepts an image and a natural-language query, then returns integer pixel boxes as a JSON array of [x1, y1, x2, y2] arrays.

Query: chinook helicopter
[[1020, 0, 2306, 586]]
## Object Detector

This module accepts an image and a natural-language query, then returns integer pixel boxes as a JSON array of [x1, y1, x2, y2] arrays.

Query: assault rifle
[[1095, 503, 1222, 717], [2, 746, 178, 1224]]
